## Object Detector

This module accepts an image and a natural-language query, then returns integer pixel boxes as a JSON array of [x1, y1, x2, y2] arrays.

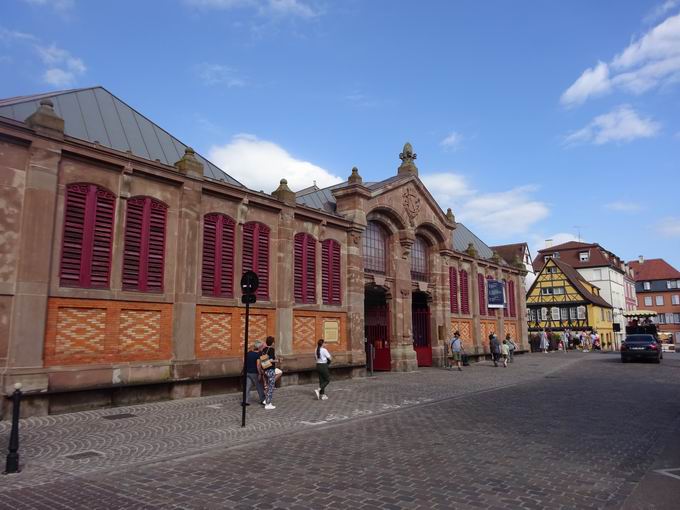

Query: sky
[[1, 0, 679, 269]]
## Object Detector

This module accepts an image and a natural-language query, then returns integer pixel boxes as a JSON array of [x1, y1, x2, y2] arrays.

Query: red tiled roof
[[536, 241, 593, 252], [532, 242, 626, 273], [489, 243, 528, 266], [629, 259, 680, 281], [550, 259, 613, 308]]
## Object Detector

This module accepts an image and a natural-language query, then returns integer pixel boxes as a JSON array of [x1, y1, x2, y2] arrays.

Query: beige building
[[0, 87, 529, 417]]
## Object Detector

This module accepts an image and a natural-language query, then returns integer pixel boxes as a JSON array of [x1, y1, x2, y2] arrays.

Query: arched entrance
[[412, 291, 432, 366], [365, 286, 391, 371]]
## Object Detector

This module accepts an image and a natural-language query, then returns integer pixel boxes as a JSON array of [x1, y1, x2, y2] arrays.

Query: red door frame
[[412, 292, 432, 366], [365, 289, 391, 371]]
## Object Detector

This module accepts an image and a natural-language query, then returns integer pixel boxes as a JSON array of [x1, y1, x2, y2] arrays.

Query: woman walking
[[259, 336, 277, 410], [314, 339, 332, 400]]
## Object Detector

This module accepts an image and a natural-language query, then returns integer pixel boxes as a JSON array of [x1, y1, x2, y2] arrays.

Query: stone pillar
[[470, 259, 483, 355], [346, 226, 367, 365], [170, 149, 203, 368], [5, 100, 64, 394], [272, 180, 296, 356], [390, 231, 418, 372], [517, 272, 530, 351]]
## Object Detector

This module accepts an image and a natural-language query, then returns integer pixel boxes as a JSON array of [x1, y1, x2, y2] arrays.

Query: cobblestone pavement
[[2, 352, 680, 509]]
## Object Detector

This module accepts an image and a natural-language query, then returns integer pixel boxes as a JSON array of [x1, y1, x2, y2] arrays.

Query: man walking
[[243, 340, 265, 406], [449, 331, 464, 371], [489, 333, 501, 367]]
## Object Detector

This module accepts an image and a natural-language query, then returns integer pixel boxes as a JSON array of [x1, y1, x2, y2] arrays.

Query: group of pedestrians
[[446, 330, 517, 370], [532, 329, 603, 353], [243, 336, 333, 409]]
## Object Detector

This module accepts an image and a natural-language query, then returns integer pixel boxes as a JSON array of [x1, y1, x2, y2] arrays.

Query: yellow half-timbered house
[[527, 258, 614, 344]]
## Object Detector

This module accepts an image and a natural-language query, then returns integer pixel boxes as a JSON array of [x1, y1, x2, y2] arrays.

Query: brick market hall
[[0, 87, 529, 417]]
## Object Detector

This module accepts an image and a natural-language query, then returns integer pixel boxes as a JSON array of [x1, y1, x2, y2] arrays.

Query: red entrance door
[[365, 293, 391, 371], [412, 293, 432, 366]]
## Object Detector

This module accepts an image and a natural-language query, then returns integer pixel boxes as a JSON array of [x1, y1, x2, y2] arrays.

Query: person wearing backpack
[[258, 336, 278, 410], [314, 338, 332, 400]]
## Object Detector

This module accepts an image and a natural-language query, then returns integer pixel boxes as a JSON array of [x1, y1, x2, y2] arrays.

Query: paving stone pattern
[[2, 353, 680, 509]]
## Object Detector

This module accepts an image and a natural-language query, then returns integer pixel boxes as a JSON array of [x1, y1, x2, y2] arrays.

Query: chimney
[[545, 239, 553, 248], [638, 255, 644, 264]]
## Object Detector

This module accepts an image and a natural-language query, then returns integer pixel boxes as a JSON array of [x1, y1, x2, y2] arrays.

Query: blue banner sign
[[487, 280, 506, 309]]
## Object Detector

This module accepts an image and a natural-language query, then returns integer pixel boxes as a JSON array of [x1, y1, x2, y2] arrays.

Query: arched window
[[410, 236, 428, 281], [122, 196, 167, 292], [460, 269, 470, 314], [202, 213, 235, 297], [508, 279, 516, 317], [449, 267, 459, 314], [242, 222, 270, 300], [60, 183, 115, 289], [478, 274, 487, 316], [294, 232, 316, 304], [363, 221, 387, 274], [322, 239, 341, 305]]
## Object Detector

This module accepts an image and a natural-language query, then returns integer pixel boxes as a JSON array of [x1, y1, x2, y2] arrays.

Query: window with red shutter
[[294, 232, 316, 304], [460, 269, 470, 314], [322, 239, 341, 305], [449, 267, 459, 313], [202, 213, 235, 297], [502, 279, 509, 317], [122, 196, 167, 292], [60, 183, 115, 289], [509, 280, 517, 317], [242, 222, 270, 300], [478, 274, 487, 316], [486, 275, 495, 316]]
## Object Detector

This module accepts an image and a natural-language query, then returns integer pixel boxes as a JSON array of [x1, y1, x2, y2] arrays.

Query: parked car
[[662, 343, 675, 353], [621, 334, 663, 363]]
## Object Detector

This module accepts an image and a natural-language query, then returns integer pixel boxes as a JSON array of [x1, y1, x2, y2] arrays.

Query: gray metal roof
[[0, 86, 243, 187], [453, 223, 496, 261]]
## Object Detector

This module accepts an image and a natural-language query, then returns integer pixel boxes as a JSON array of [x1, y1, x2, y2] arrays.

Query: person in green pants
[[314, 338, 332, 400]]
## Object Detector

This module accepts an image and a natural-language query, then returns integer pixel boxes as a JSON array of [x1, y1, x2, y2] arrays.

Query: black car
[[621, 334, 663, 363]]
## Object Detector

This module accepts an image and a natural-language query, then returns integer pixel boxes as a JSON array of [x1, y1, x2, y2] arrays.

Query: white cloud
[[20, 0, 75, 11], [0, 27, 38, 42], [196, 63, 245, 87], [440, 131, 463, 151], [603, 201, 643, 212], [564, 105, 660, 145], [646, 1, 680, 23], [185, 0, 318, 18], [207, 133, 342, 192], [656, 217, 680, 237], [35, 43, 86, 86], [561, 13, 680, 106], [423, 173, 549, 237]]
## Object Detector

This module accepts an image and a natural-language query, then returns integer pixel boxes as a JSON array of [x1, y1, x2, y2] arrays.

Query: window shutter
[[90, 188, 115, 288], [60, 184, 88, 287], [502, 279, 508, 317], [460, 270, 470, 314], [478, 274, 487, 316], [449, 267, 459, 313], [242, 222, 269, 300], [123, 196, 167, 292], [322, 239, 341, 305], [202, 214, 235, 297], [201, 215, 218, 296], [219, 215, 235, 297], [294, 233, 304, 302], [509, 280, 516, 317], [305, 234, 316, 303]]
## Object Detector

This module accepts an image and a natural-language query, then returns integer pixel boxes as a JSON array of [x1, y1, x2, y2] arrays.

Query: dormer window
[[579, 251, 589, 262]]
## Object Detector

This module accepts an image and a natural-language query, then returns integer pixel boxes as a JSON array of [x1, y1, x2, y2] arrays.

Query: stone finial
[[491, 251, 502, 264], [446, 208, 456, 224], [272, 178, 296, 205], [348, 166, 362, 185], [398, 142, 418, 176], [25, 98, 65, 137], [465, 242, 478, 258], [174, 147, 204, 177]]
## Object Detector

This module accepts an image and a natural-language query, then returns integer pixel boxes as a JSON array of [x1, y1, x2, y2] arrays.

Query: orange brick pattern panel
[[199, 312, 233, 356], [120, 310, 161, 353], [45, 298, 172, 366], [450, 319, 472, 351], [292, 311, 347, 353], [195, 306, 275, 359], [505, 321, 518, 342], [55, 307, 106, 355], [480, 320, 498, 353]]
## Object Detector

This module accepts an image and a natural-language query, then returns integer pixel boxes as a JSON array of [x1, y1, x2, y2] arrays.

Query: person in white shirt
[[449, 331, 463, 371], [314, 339, 332, 400]]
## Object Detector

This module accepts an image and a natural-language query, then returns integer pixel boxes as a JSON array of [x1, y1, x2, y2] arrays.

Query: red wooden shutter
[[449, 267, 459, 313], [486, 275, 495, 316], [219, 215, 235, 297], [305, 235, 316, 303], [202, 214, 235, 297], [60, 183, 115, 289], [502, 279, 509, 317], [322, 239, 341, 305], [294, 233, 304, 302], [460, 270, 470, 314], [243, 222, 269, 300], [509, 280, 517, 317], [202, 214, 217, 296], [123, 196, 167, 292], [478, 274, 487, 316]]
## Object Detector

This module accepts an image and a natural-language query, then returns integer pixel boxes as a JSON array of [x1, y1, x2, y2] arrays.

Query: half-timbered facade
[[527, 258, 614, 344], [0, 87, 529, 417]]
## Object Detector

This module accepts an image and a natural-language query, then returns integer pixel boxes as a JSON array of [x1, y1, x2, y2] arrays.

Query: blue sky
[[2, 0, 679, 268]]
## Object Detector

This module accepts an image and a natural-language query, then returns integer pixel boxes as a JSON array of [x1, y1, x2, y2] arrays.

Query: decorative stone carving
[[398, 142, 418, 176], [446, 208, 456, 224], [174, 147, 204, 177], [348, 166, 363, 185], [465, 242, 478, 258], [272, 178, 296, 205], [402, 187, 421, 227], [25, 99, 64, 137]]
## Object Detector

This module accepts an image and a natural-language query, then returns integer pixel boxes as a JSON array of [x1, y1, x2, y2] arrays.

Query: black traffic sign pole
[[240, 271, 259, 428]]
